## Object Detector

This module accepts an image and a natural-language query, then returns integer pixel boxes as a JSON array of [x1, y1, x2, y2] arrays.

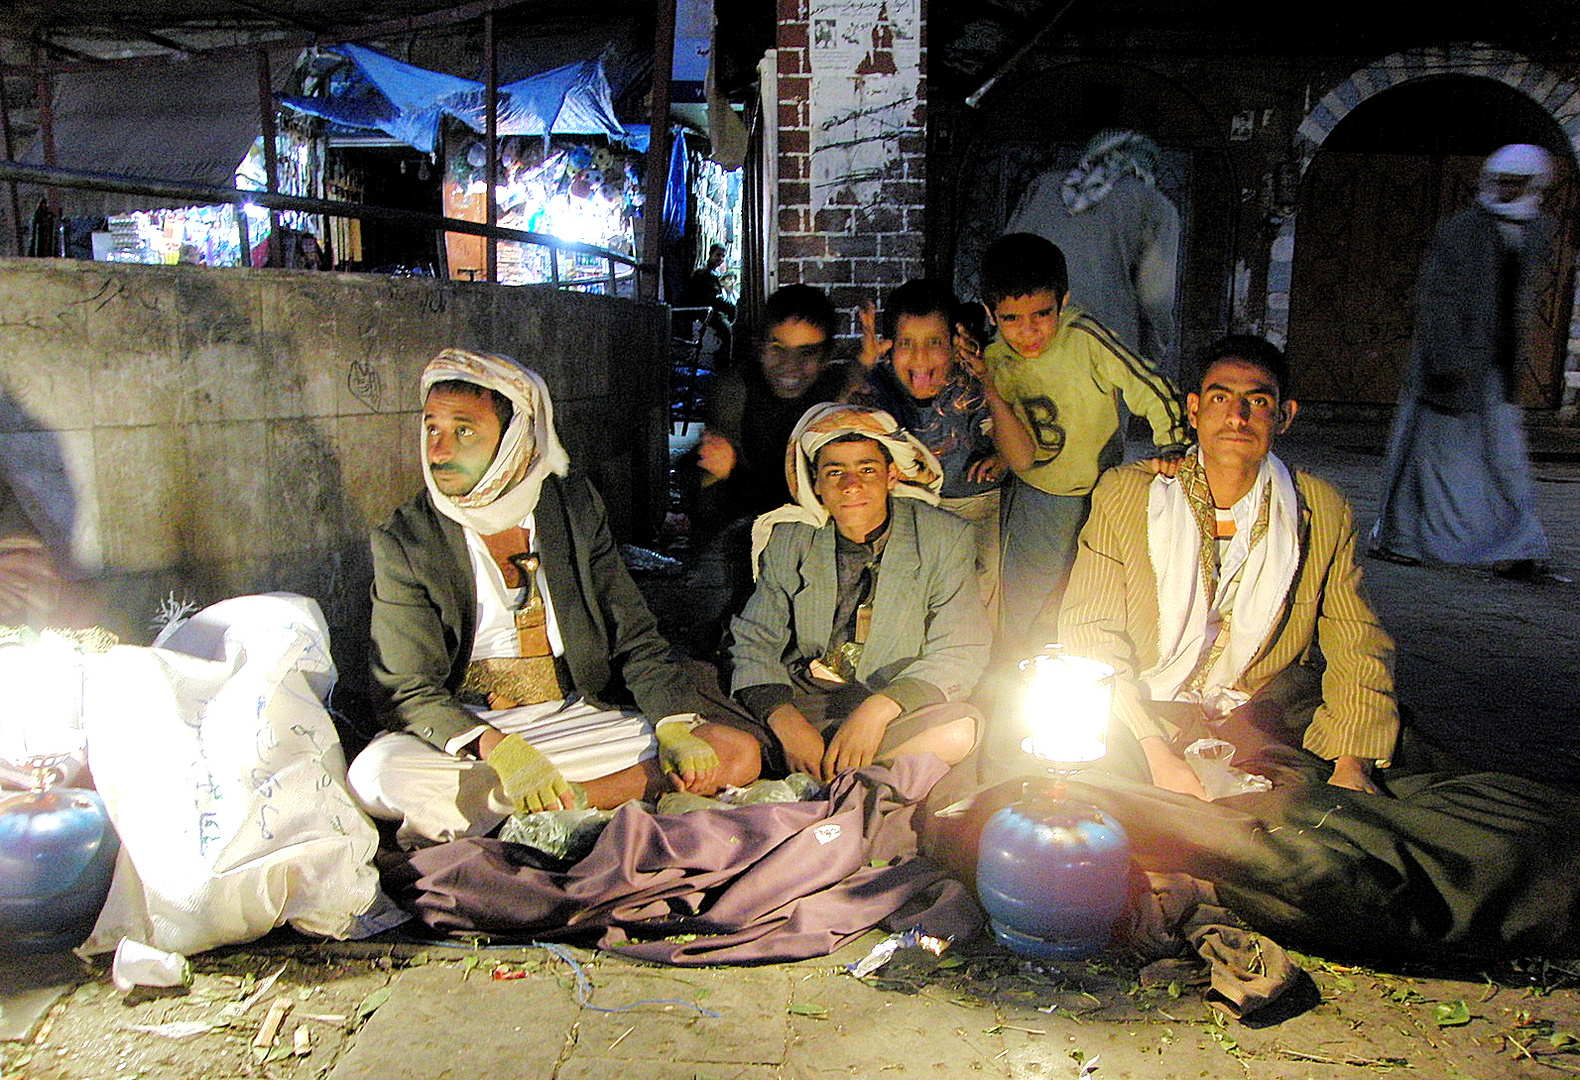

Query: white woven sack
[[79, 594, 389, 956]]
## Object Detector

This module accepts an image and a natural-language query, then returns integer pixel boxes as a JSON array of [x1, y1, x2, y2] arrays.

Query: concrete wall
[[0, 258, 669, 690]]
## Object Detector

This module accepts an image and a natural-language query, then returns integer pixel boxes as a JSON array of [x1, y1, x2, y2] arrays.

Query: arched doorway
[[946, 60, 1234, 380], [1281, 61, 1579, 407]]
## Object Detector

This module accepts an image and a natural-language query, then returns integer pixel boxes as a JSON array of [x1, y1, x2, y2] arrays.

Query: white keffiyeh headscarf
[[1478, 143, 1552, 223], [419, 349, 571, 535], [749, 402, 943, 573]]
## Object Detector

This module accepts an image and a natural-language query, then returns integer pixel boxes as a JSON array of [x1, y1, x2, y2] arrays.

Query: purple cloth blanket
[[383, 754, 982, 965]]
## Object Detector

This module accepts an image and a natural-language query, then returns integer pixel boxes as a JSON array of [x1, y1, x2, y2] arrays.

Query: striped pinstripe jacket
[[1057, 462, 1400, 764]]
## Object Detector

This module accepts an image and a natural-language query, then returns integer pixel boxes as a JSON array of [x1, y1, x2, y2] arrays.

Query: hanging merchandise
[[441, 131, 645, 289], [101, 121, 325, 268]]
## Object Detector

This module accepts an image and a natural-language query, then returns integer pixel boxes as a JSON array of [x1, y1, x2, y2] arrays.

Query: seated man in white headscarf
[[349, 349, 762, 847], [1056, 336, 1398, 799], [729, 403, 991, 782]]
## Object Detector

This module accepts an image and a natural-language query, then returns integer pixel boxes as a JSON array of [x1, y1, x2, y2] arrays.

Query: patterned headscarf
[[419, 349, 570, 535], [750, 402, 943, 572], [1061, 130, 1163, 214]]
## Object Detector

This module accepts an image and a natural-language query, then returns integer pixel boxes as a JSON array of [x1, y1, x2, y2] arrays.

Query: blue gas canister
[[0, 788, 119, 956], [975, 796, 1132, 960]]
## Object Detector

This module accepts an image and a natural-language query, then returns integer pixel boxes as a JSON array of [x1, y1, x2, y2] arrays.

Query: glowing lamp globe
[[1018, 649, 1114, 767], [976, 647, 1131, 959]]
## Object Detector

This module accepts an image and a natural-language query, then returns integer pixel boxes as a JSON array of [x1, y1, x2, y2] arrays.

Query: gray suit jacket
[[729, 499, 990, 704], [369, 473, 709, 750]]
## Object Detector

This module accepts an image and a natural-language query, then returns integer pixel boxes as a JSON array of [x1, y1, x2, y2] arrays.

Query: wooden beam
[[34, 46, 58, 221], [964, 0, 1080, 108], [112, 23, 197, 56], [640, 0, 677, 301], [223, 0, 324, 34], [0, 74, 22, 256], [0, 0, 535, 75]]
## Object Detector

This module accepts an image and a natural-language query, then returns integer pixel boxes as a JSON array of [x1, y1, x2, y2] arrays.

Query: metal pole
[[0, 160, 642, 271], [257, 48, 281, 265], [639, 0, 677, 301], [34, 50, 58, 218], [484, 10, 498, 283], [0, 72, 23, 256]]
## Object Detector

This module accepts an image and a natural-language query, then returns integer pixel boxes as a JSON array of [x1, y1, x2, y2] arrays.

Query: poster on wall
[[807, 0, 921, 213]]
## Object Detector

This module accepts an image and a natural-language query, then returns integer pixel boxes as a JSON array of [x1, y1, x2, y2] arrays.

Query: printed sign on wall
[[808, 0, 921, 212]]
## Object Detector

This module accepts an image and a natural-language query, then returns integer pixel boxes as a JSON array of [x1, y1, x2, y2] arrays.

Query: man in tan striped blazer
[[1057, 335, 1398, 800]]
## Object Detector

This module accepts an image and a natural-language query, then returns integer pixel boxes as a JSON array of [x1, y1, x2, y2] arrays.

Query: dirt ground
[[7, 936, 1580, 1080]]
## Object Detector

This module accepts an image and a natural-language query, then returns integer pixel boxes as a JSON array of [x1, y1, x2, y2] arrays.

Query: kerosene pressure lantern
[[975, 646, 1132, 959], [0, 629, 119, 956]]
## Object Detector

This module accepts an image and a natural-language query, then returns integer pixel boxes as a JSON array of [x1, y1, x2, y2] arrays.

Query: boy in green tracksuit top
[[975, 232, 1187, 659]]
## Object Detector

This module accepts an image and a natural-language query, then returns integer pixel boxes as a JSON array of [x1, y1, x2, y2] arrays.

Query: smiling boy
[[851, 280, 1006, 615], [978, 232, 1187, 657]]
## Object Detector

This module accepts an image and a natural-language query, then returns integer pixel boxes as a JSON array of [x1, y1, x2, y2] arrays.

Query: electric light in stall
[[1018, 647, 1114, 766], [545, 193, 609, 246]]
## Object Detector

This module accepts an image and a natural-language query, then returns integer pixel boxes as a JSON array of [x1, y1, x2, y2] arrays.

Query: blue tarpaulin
[[664, 130, 687, 242], [279, 44, 627, 154]]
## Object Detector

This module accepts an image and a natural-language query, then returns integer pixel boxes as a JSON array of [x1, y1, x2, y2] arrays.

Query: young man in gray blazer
[[729, 403, 990, 781]]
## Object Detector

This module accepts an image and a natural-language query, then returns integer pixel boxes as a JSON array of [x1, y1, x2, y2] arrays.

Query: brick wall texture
[[775, 0, 928, 340]]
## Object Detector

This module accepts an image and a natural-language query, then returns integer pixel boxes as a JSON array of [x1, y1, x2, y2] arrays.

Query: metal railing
[[0, 160, 653, 296]]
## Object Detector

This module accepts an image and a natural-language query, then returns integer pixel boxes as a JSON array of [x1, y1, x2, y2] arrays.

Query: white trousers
[[348, 696, 657, 848]]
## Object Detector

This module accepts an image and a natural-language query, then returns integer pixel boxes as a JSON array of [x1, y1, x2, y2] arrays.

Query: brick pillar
[[775, 0, 928, 344]]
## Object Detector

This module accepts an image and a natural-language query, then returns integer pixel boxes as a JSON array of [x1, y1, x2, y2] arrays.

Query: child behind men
[[850, 279, 1006, 619], [979, 232, 1187, 658]]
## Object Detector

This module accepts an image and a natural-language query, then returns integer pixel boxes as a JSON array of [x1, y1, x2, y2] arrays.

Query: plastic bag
[[1184, 738, 1273, 800], [498, 808, 613, 861]]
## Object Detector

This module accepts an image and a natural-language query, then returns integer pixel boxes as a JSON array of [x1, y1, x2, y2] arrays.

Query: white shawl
[[749, 402, 942, 574], [1142, 451, 1300, 715]]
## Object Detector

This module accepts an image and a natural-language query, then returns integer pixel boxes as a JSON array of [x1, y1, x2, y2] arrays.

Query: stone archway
[[1265, 45, 1580, 394]]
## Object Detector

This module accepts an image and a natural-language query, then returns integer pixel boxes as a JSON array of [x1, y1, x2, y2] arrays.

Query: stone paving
[[3, 419, 1579, 1080]]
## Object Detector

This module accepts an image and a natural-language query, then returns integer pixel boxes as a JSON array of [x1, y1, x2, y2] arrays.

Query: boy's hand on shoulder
[[1146, 446, 1188, 478]]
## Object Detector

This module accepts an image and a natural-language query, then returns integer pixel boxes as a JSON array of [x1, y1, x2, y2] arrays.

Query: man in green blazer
[[1057, 335, 1399, 799], [348, 349, 760, 846], [729, 403, 991, 782]]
